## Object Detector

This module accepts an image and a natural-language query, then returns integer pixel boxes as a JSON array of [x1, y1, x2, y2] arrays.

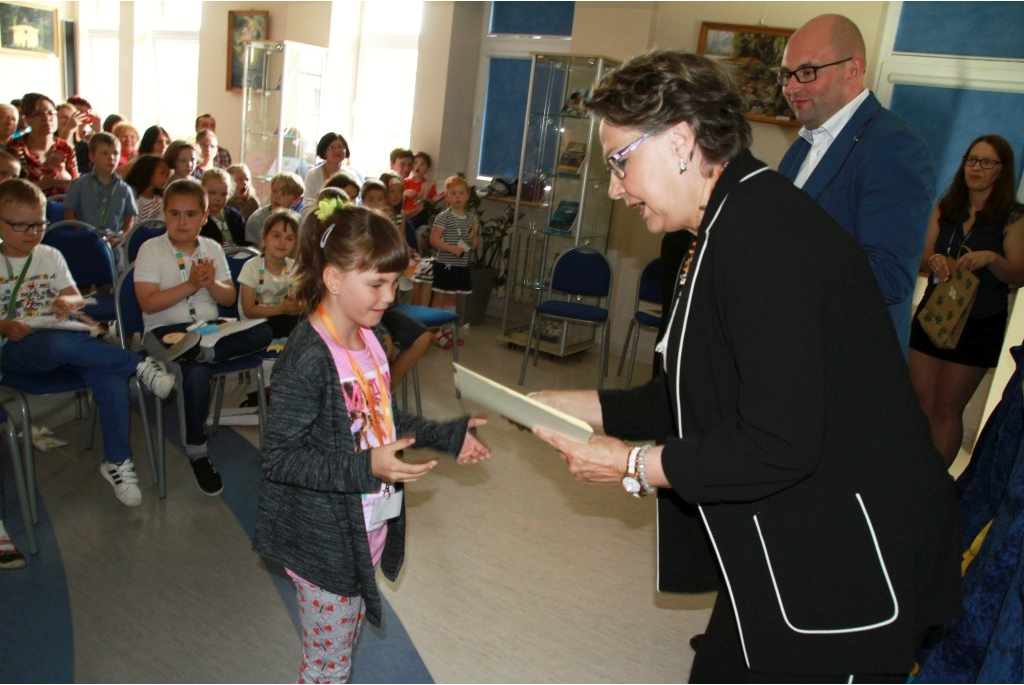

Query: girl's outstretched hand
[[456, 417, 491, 465], [371, 438, 436, 484]]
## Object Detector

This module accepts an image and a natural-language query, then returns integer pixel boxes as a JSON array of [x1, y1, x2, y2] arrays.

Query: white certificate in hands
[[453, 363, 594, 443]]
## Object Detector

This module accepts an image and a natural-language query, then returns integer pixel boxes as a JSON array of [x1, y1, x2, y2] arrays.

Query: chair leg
[[210, 376, 226, 435], [617, 319, 637, 377], [411, 365, 422, 417], [155, 393, 166, 499], [598, 324, 610, 391], [450, 320, 460, 399], [131, 378, 158, 486], [4, 421, 36, 555], [625, 326, 641, 389], [518, 311, 539, 386], [400, 375, 409, 412], [86, 392, 96, 450], [255, 365, 268, 448]]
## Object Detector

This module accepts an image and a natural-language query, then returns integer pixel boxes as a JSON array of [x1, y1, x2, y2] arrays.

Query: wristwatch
[[621, 446, 643, 497]]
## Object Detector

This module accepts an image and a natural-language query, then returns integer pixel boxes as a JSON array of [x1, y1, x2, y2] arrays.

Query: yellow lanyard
[[315, 303, 393, 446], [175, 242, 201, 322]]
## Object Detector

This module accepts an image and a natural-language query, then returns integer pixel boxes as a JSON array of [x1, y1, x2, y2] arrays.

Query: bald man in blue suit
[[778, 14, 935, 355]]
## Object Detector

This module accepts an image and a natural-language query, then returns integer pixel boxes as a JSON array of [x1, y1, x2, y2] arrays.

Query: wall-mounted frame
[[0, 1, 58, 57], [697, 22, 796, 127], [227, 10, 268, 92]]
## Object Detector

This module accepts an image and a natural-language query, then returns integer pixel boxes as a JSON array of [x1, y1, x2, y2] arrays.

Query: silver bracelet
[[636, 444, 656, 496]]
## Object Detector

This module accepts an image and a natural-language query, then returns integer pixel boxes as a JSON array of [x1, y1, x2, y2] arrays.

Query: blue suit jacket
[[779, 93, 935, 353]]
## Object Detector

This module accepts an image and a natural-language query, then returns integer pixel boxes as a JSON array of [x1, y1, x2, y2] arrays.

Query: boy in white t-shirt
[[134, 179, 272, 496], [0, 179, 177, 537]]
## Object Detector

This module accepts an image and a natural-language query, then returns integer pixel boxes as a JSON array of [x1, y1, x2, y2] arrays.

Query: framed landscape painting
[[697, 22, 796, 126], [0, 1, 58, 57]]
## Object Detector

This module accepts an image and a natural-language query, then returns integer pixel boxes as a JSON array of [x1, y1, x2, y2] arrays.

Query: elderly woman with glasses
[[909, 135, 1024, 468], [527, 50, 961, 683], [4, 93, 78, 196]]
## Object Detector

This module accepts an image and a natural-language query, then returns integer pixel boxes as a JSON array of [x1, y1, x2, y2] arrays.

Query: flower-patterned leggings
[[288, 571, 366, 684]]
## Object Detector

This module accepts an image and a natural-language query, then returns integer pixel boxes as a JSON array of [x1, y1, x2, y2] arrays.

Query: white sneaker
[[100, 459, 142, 507], [136, 357, 174, 399]]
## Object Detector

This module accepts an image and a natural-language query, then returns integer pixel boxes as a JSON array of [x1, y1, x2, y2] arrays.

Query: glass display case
[[240, 40, 328, 202], [499, 53, 620, 356]]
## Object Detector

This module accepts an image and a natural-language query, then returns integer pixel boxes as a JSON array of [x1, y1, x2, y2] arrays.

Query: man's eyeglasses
[[964, 156, 1002, 170], [606, 132, 651, 179], [0, 218, 49, 234], [774, 57, 853, 86]]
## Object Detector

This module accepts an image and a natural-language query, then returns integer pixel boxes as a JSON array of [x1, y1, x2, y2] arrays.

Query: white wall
[[0, 1, 74, 105]]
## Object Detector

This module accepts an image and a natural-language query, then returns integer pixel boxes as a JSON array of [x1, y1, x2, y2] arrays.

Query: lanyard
[[315, 303, 394, 446], [256, 255, 290, 305], [2, 250, 34, 323], [91, 174, 116, 230], [175, 242, 201, 322], [212, 213, 234, 247]]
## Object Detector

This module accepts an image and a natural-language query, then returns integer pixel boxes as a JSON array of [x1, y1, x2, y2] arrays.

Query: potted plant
[[465, 186, 514, 326]]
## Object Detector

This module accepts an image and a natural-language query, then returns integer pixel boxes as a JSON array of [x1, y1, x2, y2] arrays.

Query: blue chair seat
[[395, 304, 458, 328], [1, 368, 87, 394], [535, 300, 609, 323], [634, 310, 660, 329], [83, 294, 117, 323]]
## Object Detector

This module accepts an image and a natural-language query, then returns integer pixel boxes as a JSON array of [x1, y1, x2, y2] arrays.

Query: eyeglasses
[[964, 156, 1002, 170], [30, 109, 57, 119], [326, 144, 348, 153], [774, 57, 853, 85], [0, 218, 49, 234], [606, 132, 651, 179]]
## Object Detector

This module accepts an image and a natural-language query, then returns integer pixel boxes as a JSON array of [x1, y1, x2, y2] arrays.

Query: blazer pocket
[[753, 493, 898, 634]]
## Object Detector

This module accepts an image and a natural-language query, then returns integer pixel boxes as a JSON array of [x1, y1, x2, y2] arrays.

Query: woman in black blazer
[[530, 50, 961, 683]]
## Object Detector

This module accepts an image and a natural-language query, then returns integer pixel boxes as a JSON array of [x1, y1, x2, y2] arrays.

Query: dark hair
[[163, 139, 198, 169], [413, 151, 432, 168], [938, 135, 1017, 225], [88, 131, 119, 154], [124, 154, 168, 196], [390, 147, 413, 164], [139, 125, 170, 154], [325, 170, 361, 193], [586, 50, 752, 170], [66, 95, 92, 110], [361, 178, 386, 197], [19, 93, 55, 118], [102, 113, 124, 133], [316, 132, 350, 160], [195, 113, 215, 129], [163, 178, 208, 212], [294, 205, 409, 315]]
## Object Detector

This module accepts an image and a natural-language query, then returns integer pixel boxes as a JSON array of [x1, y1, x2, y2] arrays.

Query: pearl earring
[[679, 159, 688, 174]]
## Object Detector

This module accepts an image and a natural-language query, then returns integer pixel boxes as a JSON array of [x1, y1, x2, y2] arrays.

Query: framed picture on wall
[[0, 1, 58, 57], [227, 10, 269, 92], [697, 22, 796, 126]]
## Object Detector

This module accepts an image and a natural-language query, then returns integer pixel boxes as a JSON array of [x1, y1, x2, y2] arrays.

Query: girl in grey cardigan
[[253, 201, 489, 683]]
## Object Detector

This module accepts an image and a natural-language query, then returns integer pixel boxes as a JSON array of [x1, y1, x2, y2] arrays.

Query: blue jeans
[[151, 323, 273, 450], [2, 330, 140, 463]]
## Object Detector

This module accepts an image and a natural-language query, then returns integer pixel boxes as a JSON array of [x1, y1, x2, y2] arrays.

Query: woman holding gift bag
[[909, 134, 1024, 467]]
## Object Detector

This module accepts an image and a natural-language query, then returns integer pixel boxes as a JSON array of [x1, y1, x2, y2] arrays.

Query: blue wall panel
[[489, 1, 575, 37], [480, 57, 532, 179], [894, 2, 1024, 59]]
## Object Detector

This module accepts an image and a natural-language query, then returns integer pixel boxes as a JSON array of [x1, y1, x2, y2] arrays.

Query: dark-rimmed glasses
[[964, 156, 1002, 170], [775, 57, 853, 86], [606, 132, 651, 179], [0, 217, 49, 234]]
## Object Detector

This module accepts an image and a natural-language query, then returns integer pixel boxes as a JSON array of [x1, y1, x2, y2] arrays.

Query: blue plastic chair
[[42, 220, 117, 322], [115, 267, 268, 496], [393, 304, 461, 415], [219, 247, 260, 319], [616, 258, 663, 389], [0, 401, 36, 555], [518, 247, 613, 389], [125, 220, 166, 264]]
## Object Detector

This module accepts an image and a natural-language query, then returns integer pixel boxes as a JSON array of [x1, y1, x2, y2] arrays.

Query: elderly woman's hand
[[532, 426, 628, 483]]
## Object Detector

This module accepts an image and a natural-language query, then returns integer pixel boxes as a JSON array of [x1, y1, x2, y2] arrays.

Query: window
[[350, 1, 424, 178], [470, 2, 574, 181]]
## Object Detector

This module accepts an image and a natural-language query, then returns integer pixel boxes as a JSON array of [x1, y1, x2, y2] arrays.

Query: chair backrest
[[125, 222, 166, 263], [549, 247, 612, 300], [220, 247, 260, 318], [637, 258, 663, 306], [41, 220, 116, 290], [115, 266, 145, 348]]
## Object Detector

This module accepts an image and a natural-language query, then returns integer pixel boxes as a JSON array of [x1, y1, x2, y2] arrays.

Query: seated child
[[0, 150, 62, 223], [64, 132, 138, 239], [0, 178, 178, 509], [163, 140, 198, 184], [199, 168, 247, 247], [134, 179, 272, 496], [429, 175, 478, 348], [193, 129, 219, 179], [226, 163, 259, 222], [238, 208, 302, 340], [244, 172, 303, 245], [124, 154, 170, 224]]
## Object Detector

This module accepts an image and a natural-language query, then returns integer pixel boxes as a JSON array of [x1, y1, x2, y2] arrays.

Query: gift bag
[[916, 267, 979, 349]]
